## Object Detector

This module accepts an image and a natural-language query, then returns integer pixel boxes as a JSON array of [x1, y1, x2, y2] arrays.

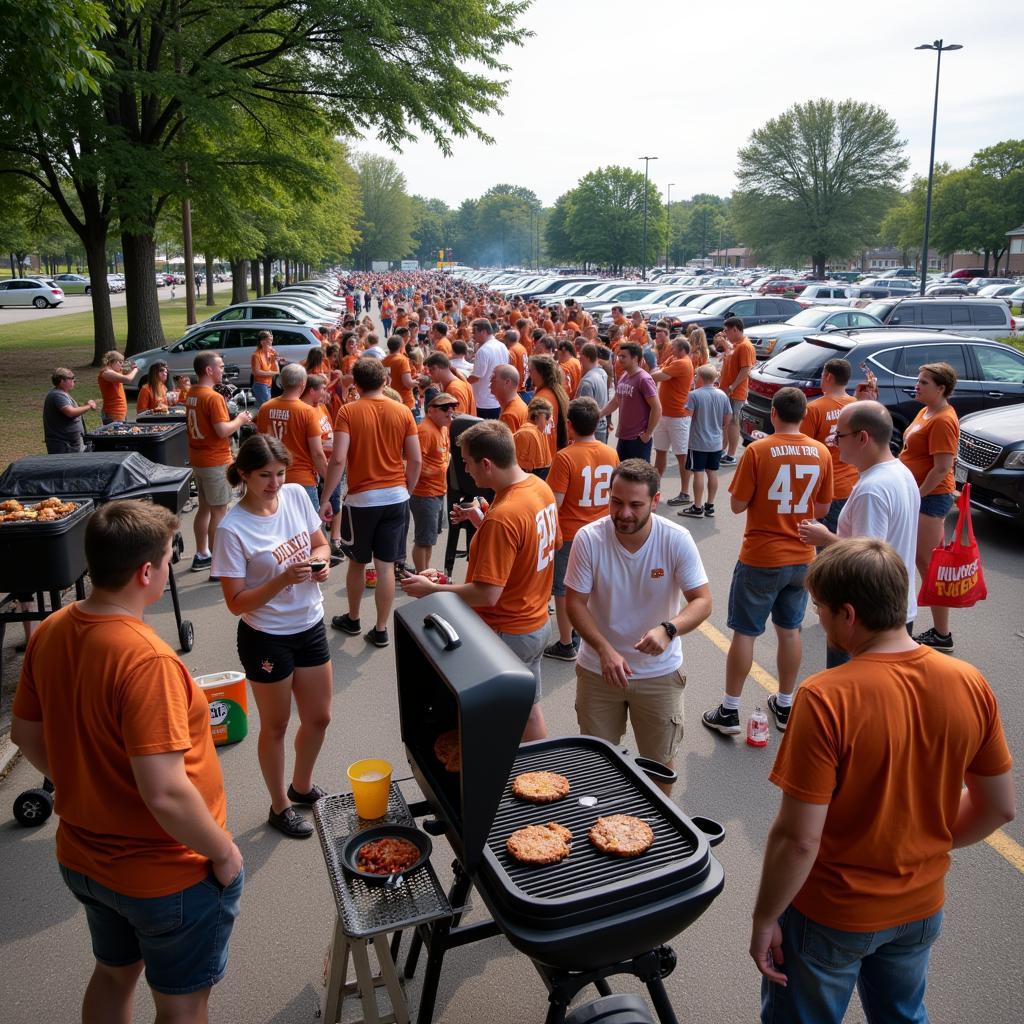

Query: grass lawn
[[0, 291, 254, 467]]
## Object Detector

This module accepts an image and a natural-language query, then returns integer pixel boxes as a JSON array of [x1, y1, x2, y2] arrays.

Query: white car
[[0, 278, 64, 308], [106, 274, 126, 293]]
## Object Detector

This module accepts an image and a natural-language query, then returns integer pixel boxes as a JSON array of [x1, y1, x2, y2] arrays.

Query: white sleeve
[[211, 522, 248, 578], [672, 529, 709, 593], [842, 485, 890, 542], [564, 527, 595, 595]]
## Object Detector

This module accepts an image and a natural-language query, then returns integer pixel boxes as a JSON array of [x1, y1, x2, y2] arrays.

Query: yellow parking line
[[696, 620, 1024, 876]]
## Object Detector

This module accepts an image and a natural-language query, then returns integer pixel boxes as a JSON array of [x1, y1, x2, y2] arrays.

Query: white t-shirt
[[212, 483, 325, 634], [470, 337, 509, 410], [837, 458, 920, 623], [565, 514, 708, 678]]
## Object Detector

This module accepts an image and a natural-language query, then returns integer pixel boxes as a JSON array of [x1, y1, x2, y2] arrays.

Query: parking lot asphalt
[[1, 457, 1022, 1024]]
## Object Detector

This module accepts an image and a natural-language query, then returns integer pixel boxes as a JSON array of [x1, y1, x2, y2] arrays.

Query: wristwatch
[[661, 621, 678, 639]]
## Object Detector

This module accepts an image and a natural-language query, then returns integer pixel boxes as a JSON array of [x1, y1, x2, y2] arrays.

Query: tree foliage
[[351, 154, 415, 268]]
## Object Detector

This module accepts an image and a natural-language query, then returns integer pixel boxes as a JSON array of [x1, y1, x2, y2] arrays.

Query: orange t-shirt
[[185, 386, 232, 467], [412, 416, 449, 498], [771, 646, 1011, 931], [98, 372, 127, 422], [507, 342, 528, 387], [395, 311, 410, 329], [560, 357, 582, 398], [251, 347, 279, 386], [383, 352, 415, 407], [500, 395, 528, 433], [467, 474, 559, 633], [514, 422, 551, 472], [534, 386, 562, 460], [729, 432, 834, 567], [175, 380, 191, 403], [657, 356, 694, 418], [434, 336, 454, 358], [547, 440, 620, 541], [136, 383, 167, 414], [899, 405, 959, 495], [315, 402, 334, 456], [12, 604, 227, 898], [719, 337, 757, 401], [801, 394, 859, 500], [655, 343, 673, 367], [445, 377, 476, 416], [626, 324, 649, 347], [256, 397, 322, 487], [381, 299, 395, 319], [333, 395, 418, 495]]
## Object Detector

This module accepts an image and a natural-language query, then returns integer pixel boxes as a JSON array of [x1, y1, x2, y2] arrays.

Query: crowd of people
[[17, 269, 1015, 1024]]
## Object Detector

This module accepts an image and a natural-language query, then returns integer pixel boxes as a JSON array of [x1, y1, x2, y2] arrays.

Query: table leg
[[322, 917, 349, 1024], [351, 939, 382, 1024], [373, 932, 410, 1024]]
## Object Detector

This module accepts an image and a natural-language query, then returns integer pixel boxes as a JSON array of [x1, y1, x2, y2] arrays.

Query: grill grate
[[958, 432, 1002, 471], [485, 742, 698, 902]]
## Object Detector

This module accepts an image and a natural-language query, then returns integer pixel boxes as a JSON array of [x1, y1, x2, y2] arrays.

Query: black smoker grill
[[442, 413, 492, 577], [394, 593, 725, 1024], [85, 421, 190, 468]]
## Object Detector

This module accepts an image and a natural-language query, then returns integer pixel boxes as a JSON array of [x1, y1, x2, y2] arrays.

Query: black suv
[[738, 328, 1024, 448], [956, 405, 1024, 523], [655, 294, 803, 338]]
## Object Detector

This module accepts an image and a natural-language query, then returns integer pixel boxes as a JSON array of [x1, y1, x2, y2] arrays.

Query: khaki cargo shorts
[[193, 464, 232, 507]]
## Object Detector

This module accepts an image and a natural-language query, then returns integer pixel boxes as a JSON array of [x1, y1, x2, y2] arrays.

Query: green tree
[[733, 99, 907, 278], [473, 184, 541, 267], [352, 154, 415, 269], [452, 199, 481, 267], [409, 196, 454, 266], [544, 193, 576, 266]]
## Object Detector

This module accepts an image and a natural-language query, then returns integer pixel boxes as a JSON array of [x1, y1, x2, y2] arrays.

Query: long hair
[[529, 354, 569, 449], [144, 361, 168, 398]]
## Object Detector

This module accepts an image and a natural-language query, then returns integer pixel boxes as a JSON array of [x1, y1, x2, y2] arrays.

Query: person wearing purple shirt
[[600, 341, 662, 462]]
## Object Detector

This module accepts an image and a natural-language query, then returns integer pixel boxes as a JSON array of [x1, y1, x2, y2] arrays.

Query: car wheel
[[33, 297, 48, 308], [84, 286, 90, 294]]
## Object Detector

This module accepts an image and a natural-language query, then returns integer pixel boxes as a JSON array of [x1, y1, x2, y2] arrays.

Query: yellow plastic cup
[[347, 758, 392, 819]]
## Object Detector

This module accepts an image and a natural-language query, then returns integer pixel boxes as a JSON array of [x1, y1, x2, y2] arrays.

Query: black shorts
[[338, 500, 409, 565], [237, 618, 330, 683]]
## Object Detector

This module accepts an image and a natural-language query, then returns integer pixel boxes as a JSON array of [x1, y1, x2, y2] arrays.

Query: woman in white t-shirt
[[212, 435, 333, 839]]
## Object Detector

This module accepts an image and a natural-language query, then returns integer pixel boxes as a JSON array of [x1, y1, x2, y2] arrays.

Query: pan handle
[[424, 613, 462, 651], [633, 755, 678, 785]]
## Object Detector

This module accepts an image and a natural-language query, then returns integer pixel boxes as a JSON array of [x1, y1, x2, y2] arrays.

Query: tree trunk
[[231, 259, 248, 303], [285, 259, 292, 286], [83, 230, 116, 365], [263, 256, 272, 296], [251, 259, 261, 297], [121, 231, 166, 356], [205, 254, 216, 305], [813, 254, 826, 279]]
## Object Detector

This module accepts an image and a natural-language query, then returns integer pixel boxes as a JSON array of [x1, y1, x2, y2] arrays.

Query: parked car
[[659, 294, 804, 340], [966, 277, 1016, 295], [976, 284, 1023, 304], [106, 274, 125, 293], [746, 306, 883, 360], [1002, 286, 1024, 308], [0, 278, 64, 308], [758, 279, 808, 295], [181, 301, 325, 331], [53, 273, 91, 294], [851, 281, 918, 300], [860, 296, 1017, 340], [797, 283, 859, 305], [955, 404, 1024, 523], [877, 267, 919, 280], [925, 283, 970, 296], [949, 267, 986, 280], [126, 320, 323, 392], [739, 329, 1024, 449]]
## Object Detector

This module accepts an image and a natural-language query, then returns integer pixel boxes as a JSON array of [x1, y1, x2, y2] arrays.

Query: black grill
[[958, 432, 1002, 471]]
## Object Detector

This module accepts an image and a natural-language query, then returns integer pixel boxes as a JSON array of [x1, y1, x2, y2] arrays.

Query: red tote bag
[[917, 484, 987, 609]]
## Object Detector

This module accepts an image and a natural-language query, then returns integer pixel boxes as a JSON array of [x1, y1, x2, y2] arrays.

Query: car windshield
[[863, 301, 896, 320], [786, 307, 832, 327], [772, 339, 852, 377], [703, 294, 746, 314]]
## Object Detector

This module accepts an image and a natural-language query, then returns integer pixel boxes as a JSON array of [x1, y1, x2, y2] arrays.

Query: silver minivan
[[861, 296, 1017, 341]]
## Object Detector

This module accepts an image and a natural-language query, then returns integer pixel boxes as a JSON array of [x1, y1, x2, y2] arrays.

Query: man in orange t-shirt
[[491, 363, 528, 432], [428, 321, 454, 358], [382, 336, 416, 408], [256, 363, 328, 509], [718, 316, 757, 463], [651, 334, 695, 504], [503, 327, 529, 391], [543, 397, 619, 661], [320, 357, 421, 647], [703, 387, 833, 738], [750, 537, 1014, 1021], [11, 501, 242, 1020], [185, 352, 253, 573], [514, 397, 553, 476], [401, 420, 558, 741], [409, 393, 455, 571], [424, 351, 476, 415], [556, 340, 582, 397], [626, 310, 649, 348]]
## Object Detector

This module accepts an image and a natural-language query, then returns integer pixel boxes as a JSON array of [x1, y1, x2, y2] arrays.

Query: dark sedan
[[956, 405, 1024, 523], [654, 294, 803, 339]]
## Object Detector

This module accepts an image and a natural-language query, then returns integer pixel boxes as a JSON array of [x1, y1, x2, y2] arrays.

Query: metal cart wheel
[[13, 787, 54, 827], [178, 619, 194, 652]]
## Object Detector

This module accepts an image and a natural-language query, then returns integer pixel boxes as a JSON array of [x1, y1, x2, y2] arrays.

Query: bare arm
[[10, 717, 50, 778], [220, 558, 318, 616], [401, 576, 502, 607], [640, 393, 662, 442], [307, 434, 328, 481], [599, 392, 619, 418], [566, 587, 632, 688], [951, 771, 1015, 848], [213, 410, 252, 438], [919, 453, 955, 498], [60, 401, 96, 417], [404, 433, 422, 492], [727, 365, 752, 395], [320, 432, 349, 519], [634, 583, 712, 656]]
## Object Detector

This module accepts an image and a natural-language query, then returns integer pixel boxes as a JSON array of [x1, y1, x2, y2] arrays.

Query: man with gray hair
[[256, 362, 328, 510]]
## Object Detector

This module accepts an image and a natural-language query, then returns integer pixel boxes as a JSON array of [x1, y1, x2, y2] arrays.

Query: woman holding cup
[[212, 435, 333, 838]]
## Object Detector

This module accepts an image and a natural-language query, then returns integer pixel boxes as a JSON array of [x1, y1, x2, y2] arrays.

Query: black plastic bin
[[136, 408, 187, 424], [0, 498, 94, 592], [85, 422, 189, 468]]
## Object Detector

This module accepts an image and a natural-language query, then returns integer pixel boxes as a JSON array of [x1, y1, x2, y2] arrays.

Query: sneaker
[[365, 568, 378, 589], [544, 640, 578, 662], [913, 627, 954, 652], [703, 503, 715, 517], [190, 553, 212, 572], [666, 493, 692, 507], [267, 805, 313, 839], [702, 704, 741, 736], [678, 504, 704, 518], [330, 540, 345, 558], [767, 694, 790, 732], [329, 554, 343, 568], [287, 782, 327, 806], [364, 626, 389, 648], [209, 574, 221, 583], [331, 613, 361, 635], [719, 454, 737, 465]]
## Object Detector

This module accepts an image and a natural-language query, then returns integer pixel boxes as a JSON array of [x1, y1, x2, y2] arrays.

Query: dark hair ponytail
[[227, 434, 291, 487]]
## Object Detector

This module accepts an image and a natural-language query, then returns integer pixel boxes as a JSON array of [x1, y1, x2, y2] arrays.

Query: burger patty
[[588, 815, 654, 857], [511, 771, 570, 804], [506, 822, 573, 865], [433, 729, 459, 771]]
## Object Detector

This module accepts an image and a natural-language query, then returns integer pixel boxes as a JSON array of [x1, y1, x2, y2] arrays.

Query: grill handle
[[424, 613, 462, 651], [691, 815, 726, 848], [633, 755, 677, 786]]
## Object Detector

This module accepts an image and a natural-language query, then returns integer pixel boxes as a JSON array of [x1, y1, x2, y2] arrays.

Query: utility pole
[[666, 183, 675, 271], [638, 156, 658, 280]]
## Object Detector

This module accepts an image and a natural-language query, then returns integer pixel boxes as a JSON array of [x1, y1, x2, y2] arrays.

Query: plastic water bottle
[[747, 707, 770, 747]]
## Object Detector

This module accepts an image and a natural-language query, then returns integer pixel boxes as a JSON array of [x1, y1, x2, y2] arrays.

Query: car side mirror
[[890, 316, 901, 325], [822, 323, 836, 332]]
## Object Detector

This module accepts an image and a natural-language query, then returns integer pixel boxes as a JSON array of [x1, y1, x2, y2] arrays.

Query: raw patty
[[512, 771, 570, 804], [506, 822, 572, 865], [588, 815, 654, 857], [433, 730, 459, 771]]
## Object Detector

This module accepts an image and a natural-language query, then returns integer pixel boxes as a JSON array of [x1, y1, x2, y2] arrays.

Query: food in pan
[[433, 729, 460, 772], [0, 499, 23, 513], [356, 836, 421, 875], [588, 815, 654, 857], [1, 500, 78, 524], [506, 822, 572, 865], [512, 771, 570, 804]]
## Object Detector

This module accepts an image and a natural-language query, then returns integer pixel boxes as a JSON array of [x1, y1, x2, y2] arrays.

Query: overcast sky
[[356, 1, 1022, 208]]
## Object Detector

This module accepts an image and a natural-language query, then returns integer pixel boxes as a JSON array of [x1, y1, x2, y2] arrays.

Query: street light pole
[[639, 156, 658, 280], [666, 183, 675, 271], [916, 39, 962, 296]]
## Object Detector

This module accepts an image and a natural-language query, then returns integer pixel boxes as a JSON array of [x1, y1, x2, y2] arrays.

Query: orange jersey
[[433, 336, 454, 358], [626, 324, 649, 347], [251, 347, 279, 385], [900, 405, 959, 495], [657, 356, 694, 418], [506, 342, 528, 387], [333, 395, 418, 495], [445, 377, 476, 416], [719, 336, 756, 401], [729, 432, 835, 567], [559, 357, 582, 397], [383, 352, 415, 407], [256, 397, 322, 486], [315, 402, 334, 456], [534, 386, 562, 461], [547, 440, 620, 541], [185, 386, 232, 467], [514, 422, 551, 472], [467, 474, 559, 633], [801, 395, 859, 500], [412, 416, 450, 498], [97, 373, 127, 422], [499, 394, 528, 433]]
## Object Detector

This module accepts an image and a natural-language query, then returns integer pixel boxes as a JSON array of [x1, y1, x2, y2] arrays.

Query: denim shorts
[[727, 561, 809, 637], [920, 491, 954, 518], [409, 493, 445, 547], [60, 864, 243, 995]]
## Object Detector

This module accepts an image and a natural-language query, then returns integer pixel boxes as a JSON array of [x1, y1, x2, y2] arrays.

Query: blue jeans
[[617, 436, 653, 462], [762, 906, 943, 1024], [252, 382, 271, 407]]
